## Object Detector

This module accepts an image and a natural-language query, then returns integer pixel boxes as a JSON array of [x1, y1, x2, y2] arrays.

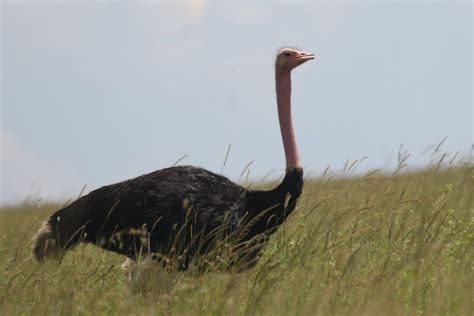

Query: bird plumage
[[34, 165, 302, 270]]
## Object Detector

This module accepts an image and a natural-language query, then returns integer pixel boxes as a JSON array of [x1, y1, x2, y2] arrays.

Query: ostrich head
[[276, 47, 314, 71]]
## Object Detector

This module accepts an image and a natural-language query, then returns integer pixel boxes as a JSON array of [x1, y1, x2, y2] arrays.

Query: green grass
[[1, 164, 472, 315]]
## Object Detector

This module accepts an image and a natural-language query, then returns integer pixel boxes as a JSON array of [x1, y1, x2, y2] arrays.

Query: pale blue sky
[[1, 1, 472, 203]]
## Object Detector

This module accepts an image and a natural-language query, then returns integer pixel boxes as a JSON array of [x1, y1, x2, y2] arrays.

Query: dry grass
[[0, 163, 472, 315]]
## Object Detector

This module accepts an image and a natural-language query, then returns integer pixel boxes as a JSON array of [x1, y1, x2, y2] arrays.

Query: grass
[[0, 163, 472, 315]]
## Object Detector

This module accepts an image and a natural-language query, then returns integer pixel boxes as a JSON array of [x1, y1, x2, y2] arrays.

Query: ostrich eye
[[284, 52, 292, 57]]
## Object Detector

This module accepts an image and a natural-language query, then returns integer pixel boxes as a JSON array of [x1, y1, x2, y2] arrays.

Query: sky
[[1, 1, 472, 204]]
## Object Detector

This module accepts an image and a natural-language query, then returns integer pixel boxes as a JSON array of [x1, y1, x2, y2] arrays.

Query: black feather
[[35, 165, 303, 270]]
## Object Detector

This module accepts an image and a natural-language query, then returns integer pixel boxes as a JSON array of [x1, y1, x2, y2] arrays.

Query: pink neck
[[276, 68, 301, 170]]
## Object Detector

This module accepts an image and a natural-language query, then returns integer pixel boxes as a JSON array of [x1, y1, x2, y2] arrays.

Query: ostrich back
[[79, 166, 245, 256]]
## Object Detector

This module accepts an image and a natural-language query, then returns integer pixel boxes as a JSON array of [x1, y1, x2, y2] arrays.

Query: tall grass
[[0, 164, 472, 315]]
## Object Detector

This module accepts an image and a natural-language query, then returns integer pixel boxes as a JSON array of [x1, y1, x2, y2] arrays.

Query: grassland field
[[0, 162, 472, 315]]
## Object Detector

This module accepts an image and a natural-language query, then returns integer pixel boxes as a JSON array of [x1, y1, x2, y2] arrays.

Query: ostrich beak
[[297, 51, 315, 62]]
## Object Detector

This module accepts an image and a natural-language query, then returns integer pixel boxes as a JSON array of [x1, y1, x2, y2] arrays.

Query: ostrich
[[33, 47, 314, 270]]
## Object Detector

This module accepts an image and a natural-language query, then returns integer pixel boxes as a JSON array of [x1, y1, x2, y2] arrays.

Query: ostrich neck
[[276, 69, 301, 170]]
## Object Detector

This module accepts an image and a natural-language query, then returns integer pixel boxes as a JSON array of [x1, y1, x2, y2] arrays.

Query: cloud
[[0, 130, 85, 204], [185, 0, 208, 20], [229, 5, 273, 26], [137, 1, 209, 39]]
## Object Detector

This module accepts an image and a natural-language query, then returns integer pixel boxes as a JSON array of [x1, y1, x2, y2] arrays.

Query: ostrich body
[[33, 48, 314, 270]]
